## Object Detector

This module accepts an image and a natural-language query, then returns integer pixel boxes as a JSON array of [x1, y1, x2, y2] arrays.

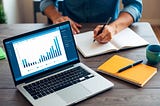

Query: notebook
[[3, 21, 113, 106], [0, 47, 6, 59], [97, 55, 157, 87], [74, 28, 149, 57]]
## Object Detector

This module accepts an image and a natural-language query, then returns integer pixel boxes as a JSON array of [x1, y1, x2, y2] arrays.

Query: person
[[40, 0, 142, 44]]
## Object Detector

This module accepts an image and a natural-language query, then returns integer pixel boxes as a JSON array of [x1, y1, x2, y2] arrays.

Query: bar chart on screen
[[22, 37, 62, 68], [13, 31, 67, 76]]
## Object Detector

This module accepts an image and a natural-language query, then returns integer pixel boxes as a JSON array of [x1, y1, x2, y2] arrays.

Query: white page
[[74, 31, 117, 57], [110, 28, 149, 49]]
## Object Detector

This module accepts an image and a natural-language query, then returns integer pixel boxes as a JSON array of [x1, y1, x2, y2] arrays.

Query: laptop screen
[[3, 21, 79, 83]]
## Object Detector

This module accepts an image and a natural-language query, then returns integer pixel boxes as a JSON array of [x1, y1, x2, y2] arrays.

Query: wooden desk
[[0, 22, 159, 106]]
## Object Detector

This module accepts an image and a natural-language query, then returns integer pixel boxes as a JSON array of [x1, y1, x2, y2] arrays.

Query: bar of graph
[[21, 37, 62, 68]]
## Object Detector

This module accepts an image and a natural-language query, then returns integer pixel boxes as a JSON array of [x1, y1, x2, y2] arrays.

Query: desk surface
[[0, 22, 160, 106]]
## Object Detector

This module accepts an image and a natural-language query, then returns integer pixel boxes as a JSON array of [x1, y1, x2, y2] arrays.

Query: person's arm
[[40, 0, 81, 34], [94, 12, 133, 43], [94, 0, 142, 44], [43, 5, 62, 23]]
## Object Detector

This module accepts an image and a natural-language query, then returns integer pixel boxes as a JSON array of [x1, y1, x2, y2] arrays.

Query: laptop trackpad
[[57, 83, 91, 104]]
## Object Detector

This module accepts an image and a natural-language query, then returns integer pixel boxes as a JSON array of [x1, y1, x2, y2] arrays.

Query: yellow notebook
[[97, 55, 157, 87]]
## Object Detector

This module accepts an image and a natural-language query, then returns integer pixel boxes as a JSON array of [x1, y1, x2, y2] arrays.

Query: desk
[[0, 22, 160, 106]]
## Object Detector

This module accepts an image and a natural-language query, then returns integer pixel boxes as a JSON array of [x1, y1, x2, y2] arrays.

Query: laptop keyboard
[[23, 66, 94, 100]]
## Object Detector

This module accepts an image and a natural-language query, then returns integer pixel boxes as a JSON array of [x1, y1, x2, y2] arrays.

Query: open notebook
[[74, 28, 149, 57]]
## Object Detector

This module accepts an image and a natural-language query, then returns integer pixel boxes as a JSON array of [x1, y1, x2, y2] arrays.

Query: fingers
[[70, 21, 82, 34], [94, 25, 112, 44], [53, 16, 82, 34], [94, 25, 103, 37]]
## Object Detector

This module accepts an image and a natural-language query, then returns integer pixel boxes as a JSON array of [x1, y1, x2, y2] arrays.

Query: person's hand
[[53, 16, 82, 34], [93, 25, 115, 44]]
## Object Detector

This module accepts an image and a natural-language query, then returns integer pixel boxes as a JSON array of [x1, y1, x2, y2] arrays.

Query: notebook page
[[110, 28, 149, 49], [74, 31, 117, 57]]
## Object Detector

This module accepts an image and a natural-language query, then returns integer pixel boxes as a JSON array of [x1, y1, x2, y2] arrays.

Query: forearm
[[44, 5, 62, 23], [110, 0, 142, 35], [43, 5, 81, 34], [109, 12, 134, 35]]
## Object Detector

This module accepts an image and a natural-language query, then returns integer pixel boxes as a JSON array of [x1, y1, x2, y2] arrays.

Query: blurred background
[[1, 0, 160, 25]]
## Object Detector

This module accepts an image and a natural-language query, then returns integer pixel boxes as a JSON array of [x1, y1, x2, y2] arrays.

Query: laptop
[[3, 21, 114, 106]]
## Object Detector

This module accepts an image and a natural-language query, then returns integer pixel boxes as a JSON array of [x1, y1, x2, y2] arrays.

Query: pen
[[117, 60, 143, 73], [93, 17, 112, 42]]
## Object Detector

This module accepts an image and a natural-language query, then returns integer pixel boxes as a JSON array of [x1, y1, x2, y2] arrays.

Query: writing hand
[[93, 25, 114, 44], [53, 16, 82, 34]]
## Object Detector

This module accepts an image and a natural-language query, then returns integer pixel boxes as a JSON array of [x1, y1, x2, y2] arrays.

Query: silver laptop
[[3, 21, 114, 106]]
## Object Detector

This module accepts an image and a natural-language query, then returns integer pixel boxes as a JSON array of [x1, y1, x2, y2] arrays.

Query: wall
[[141, 0, 160, 24], [3, 0, 22, 23], [17, 0, 47, 23], [3, 0, 160, 25], [3, 0, 47, 24]]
